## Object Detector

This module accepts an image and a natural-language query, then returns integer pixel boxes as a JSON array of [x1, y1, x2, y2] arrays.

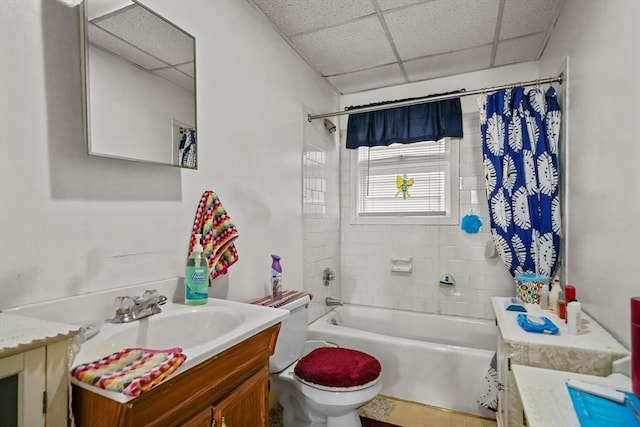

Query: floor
[[270, 395, 497, 427], [359, 396, 497, 427]]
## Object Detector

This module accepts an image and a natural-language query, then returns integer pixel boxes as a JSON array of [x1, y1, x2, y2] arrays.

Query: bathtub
[[306, 304, 497, 418]]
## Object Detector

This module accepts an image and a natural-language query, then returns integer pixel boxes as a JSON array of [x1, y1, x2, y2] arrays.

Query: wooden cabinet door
[[0, 347, 46, 427], [181, 407, 212, 427], [212, 368, 269, 427]]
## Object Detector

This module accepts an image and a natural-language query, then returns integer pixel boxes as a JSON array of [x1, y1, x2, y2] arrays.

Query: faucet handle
[[141, 289, 167, 305], [113, 296, 135, 317]]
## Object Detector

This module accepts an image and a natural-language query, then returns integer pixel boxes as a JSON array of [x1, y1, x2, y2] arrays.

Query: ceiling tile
[[328, 64, 406, 94], [89, 24, 167, 70], [404, 45, 492, 82], [384, 0, 499, 60], [494, 33, 546, 67], [500, 0, 561, 40], [95, 5, 194, 65], [291, 17, 397, 76], [250, 0, 375, 36], [377, 0, 425, 11]]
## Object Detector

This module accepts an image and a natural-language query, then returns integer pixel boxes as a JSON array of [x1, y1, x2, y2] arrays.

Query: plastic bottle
[[185, 234, 209, 305], [567, 301, 582, 334], [539, 287, 549, 310], [549, 276, 561, 313], [565, 284, 576, 302], [271, 254, 283, 301], [558, 291, 567, 320]]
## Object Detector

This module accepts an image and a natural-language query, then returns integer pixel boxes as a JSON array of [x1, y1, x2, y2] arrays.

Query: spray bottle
[[271, 254, 282, 301], [185, 234, 209, 305]]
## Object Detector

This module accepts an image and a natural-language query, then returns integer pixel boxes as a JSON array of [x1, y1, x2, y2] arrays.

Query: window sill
[[349, 214, 459, 226]]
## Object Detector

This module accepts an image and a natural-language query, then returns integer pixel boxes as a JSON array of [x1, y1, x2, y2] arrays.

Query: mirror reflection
[[82, 0, 197, 168]]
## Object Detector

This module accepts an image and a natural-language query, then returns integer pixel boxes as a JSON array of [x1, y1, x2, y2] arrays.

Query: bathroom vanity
[[492, 297, 629, 427], [4, 280, 289, 427], [72, 323, 280, 426], [0, 314, 79, 427]]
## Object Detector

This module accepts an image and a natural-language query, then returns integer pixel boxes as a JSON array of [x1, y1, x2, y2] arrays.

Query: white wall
[[302, 116, 341, 322], [539, 0, 640, 348], [339, 63, 540, 319], [0, 0, 338, 310]]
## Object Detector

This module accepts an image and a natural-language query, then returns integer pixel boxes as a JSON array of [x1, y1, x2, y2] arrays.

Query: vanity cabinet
[[212, 368, 269, 426], [492, 297, 628, 427], [72, 323, 280, 427], [0, 314, 77, 427]]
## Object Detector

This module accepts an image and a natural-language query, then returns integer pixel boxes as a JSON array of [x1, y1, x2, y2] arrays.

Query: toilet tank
[[269, 294, 310, 373]]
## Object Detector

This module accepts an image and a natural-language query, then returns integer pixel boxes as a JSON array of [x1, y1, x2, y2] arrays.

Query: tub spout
[[325, 297, 343, 306]]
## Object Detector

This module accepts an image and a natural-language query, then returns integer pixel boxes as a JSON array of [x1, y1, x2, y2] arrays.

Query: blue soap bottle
[[185, 234, 209, 305]]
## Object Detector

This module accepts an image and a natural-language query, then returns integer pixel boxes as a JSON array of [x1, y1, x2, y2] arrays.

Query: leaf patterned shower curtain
[[478, 86, 562, 278]]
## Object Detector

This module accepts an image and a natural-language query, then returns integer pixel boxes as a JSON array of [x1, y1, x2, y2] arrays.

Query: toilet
[[269, 295, 382, 427]]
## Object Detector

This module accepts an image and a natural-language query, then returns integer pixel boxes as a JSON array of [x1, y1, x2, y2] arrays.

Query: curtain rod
[[307, 73, 564, 122]]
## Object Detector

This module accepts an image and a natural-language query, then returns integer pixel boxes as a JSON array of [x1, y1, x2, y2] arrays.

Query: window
[[351, 139, 459, 224]]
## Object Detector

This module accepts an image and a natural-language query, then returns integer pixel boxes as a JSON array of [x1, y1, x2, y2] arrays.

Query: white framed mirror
[[80, 0, 197, 169]]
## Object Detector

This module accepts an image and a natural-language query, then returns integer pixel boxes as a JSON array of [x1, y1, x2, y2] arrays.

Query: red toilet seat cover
[[294, 347, 381, 388]]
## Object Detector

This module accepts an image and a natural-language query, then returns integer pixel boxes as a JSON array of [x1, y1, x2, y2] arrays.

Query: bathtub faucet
[[325, 297, 343, 306]]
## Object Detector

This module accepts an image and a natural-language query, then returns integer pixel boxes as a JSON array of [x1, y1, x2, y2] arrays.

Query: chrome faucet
[[325, 297, 343, 306], [108, 289, 168, 323]]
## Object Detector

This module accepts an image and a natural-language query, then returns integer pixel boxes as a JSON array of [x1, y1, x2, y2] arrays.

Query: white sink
[[71, 297, 288, 403], [91, 305, 244, 356]]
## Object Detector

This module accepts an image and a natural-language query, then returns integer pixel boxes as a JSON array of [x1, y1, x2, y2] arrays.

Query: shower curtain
[[478, 86, 562, 278]]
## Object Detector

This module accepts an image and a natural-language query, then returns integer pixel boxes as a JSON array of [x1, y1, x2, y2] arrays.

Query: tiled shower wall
[[339, 113, 514, 319], [302, 120, 341, 322]]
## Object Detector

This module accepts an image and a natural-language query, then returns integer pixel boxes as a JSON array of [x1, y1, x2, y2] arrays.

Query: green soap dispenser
[[185, 233, 209, 305]]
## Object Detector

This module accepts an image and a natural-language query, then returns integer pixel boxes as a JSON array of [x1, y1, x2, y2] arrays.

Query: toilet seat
[[295, 375, 380, 392], [294, 347, 382, 388]]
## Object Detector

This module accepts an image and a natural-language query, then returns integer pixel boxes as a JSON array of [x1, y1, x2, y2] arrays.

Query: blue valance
[[345, 97, 463, 149]]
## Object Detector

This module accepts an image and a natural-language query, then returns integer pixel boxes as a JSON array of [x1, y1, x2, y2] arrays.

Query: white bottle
[[539, 287, 549, 310], [549, 276, 561, 313], [567, 301, 582, 335]]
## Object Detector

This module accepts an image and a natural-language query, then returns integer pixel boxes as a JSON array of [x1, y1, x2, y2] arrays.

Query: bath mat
[[267, 404, 400, 427], [358, 396, 396, 420]]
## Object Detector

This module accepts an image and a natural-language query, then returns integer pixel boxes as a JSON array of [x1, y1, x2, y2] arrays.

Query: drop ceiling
[[87, 1, 195, 93], [247, 0, 564, 94]]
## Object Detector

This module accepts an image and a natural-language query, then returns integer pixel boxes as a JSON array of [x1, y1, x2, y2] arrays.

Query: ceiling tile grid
[[291, 16, 397, 76], [246, 0, 565, 94], [494, 33, 547, 67], [250, 0, 375, 36], [96, 5, 194, 65], [499, 0, 562, 40], [88, 24, 167, 70], [327, 63, 406, 94], [377, 0, 426, 11], [383, 0, 500, 60], [403, 44, 493, 83]]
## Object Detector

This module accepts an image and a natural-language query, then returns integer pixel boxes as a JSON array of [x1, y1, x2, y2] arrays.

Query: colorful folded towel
[[189, 190, 239, 281], [71, 347, 186, 397]]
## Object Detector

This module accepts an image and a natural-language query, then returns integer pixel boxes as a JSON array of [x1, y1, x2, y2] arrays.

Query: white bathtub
[[306, 304, 497, 418]]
